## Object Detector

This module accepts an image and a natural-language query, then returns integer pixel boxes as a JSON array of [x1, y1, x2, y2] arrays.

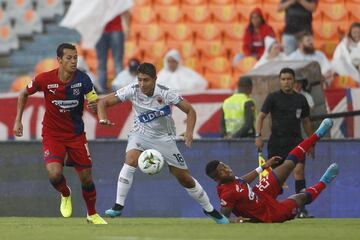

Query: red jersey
[[217, 173, 297, 223], [104, 15, 123, 33], [27, 69, 95, 139]]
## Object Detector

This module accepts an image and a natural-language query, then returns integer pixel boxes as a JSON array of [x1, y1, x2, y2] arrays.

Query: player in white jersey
[[97, 62, 229, 224]]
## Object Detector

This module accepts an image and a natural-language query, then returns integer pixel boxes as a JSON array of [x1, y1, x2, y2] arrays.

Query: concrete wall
[[0, 140, 359, 218]]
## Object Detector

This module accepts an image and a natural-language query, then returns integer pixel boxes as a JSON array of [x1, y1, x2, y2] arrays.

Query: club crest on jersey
[[44, 149, 50, 157], [156, 97, 163, 104], [52, 100, 79, 109], [47, 84, 59, 89], [296, 108, 302, 119], [71, 83, 82, 88], [73, 88, 80, 96]]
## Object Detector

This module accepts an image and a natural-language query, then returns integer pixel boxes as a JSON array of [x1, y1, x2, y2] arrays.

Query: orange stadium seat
[[167, 40, 198, 58], [196, 40, 227, 58], [134, 0, 152, 6], [234, 56, 257, 75], [134, 24, 165, 42], [313, 20, 341, 41], [162, 23, 193, 41], [209, 4, 238, 23], [34, 58, 59, 75], [123, 40, 142, 63], [220, 23, 246, 41], [319, 41, 338, 59], [156, 6, 184, 24], [236, 4, 259, 21], [11, 75, 32, 92], [132, 6, 157, 24], [183, 5, 211, 23], [153, 0, 180, 5], [319, 2, 348, 21], [223, 39, 243, 58], [182, 0, 207, 5], [208, 0, 235, 4], [204, 57, 232, 74], [204, 72, 233, 89], [183, 56, 204, 74], [191, 23, 222, 41], [140, 40, 168, 63]]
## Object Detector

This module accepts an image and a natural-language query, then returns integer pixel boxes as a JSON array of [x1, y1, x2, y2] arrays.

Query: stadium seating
[[35, 0, 65, 20], [162, 23, 193, 41], [156, 5, 184, 24], [13, 8, 43, 36], [34, 58, 58, 75], [183, 5, 211, 23], [10, 75, 32, 92], [4, 0, 32, 18], [132, 6, 157, 24], [0, 23, 19, 54], [209, 4, 238, 23]]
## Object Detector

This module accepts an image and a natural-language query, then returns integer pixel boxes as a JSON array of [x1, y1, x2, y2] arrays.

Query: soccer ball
[[138, 149, 165, 175]]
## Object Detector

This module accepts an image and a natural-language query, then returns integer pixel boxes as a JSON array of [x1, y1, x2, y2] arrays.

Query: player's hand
[[255, 137, 263, 151], [87, 100, 98, 114], [98, 119, 115, 126], [181, 132, 193, 148], [264, 156, 281, 169], [231, 216, 250, 224], [307, 146, 315, 159], [13, 121, 23, 137]]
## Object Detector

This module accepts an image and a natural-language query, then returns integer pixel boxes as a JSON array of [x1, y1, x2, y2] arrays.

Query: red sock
[[304, 182, 326, 204], [51, 175, 70, 197], [82, 183, 97, 216], [287, 134, 319, 163]]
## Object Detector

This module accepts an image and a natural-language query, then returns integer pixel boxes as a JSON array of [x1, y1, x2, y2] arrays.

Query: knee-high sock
[[50, 175, 70, 197], [295, 179, 306, 194], [304, 182, 326, 205], [185, 178, 214, 212], [82, 183, 96, 215], [287, 134, 319, 164], [115, 164, 136, 206]]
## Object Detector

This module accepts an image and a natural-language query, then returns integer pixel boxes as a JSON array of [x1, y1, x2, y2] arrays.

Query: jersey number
[[173, 153, 184, 164], [256, 176, 270, 192]]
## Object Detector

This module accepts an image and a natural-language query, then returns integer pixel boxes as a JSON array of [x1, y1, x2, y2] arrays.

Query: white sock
[[115, 163, 136, 206], [185, 178, 214, 212]]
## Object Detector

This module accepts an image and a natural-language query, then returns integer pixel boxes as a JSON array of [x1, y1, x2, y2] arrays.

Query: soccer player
[[13, 43, 107, 224], [97, 62, 229, 224], [206, 118, 339, 223]]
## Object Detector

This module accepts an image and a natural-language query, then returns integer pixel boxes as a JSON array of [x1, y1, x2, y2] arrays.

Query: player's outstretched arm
[[240, 156, 281, 183], [97, 93, 121, 126], [176, 99, 196, 148], [13, 89, 30, 137], [255, 112, 267, 151]]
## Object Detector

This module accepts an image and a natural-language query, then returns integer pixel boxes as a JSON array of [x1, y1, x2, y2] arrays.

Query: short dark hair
[[137, 62, 157, 79], [56, 43, 76, 58], [205, 160, 220, 178], [348, 22, 360, 41], [237, 76, 253, 89], [279, 67, 295, 78]]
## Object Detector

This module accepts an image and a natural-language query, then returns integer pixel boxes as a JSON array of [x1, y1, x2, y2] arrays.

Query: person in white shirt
[[332, 22, 360, 83], [97, 62, 229, 224], [294, 72, 315, 111], [157, 49, 208, 92], [253, 36, 286, 69], [112, 58, 140, 91], [287, 31, 332, 78]]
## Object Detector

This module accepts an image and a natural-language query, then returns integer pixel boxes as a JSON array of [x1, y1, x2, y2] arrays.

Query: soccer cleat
[[105, 208, 122, 218], [314, 118, 333, 139], [87, 213, 108, 224], [60, 190, 72, 218], [297, 208, 314, 219], [203, 209, 230, 224], [320, 163, 339, 185]]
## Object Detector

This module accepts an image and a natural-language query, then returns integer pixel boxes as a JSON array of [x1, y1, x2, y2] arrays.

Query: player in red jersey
[[206, 118, 339, 223], [13, 43, 107, 224]]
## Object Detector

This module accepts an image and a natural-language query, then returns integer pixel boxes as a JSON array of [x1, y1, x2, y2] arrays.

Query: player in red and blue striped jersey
[[13, 43, 106, 224]]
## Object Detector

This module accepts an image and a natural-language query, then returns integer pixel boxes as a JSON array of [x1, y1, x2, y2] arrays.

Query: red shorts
[[254, 172, 298, 222], [42, 133, 92, 172]]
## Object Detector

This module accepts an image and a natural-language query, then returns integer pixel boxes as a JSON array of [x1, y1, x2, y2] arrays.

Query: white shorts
[[126, 133, 188, 169]]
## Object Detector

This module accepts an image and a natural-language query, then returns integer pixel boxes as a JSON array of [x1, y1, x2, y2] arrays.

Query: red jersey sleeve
[[26, 74, 44, 94], [219, 189, 237, 209]]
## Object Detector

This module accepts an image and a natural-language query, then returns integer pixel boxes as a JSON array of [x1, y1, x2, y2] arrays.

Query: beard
[[303, 45, 315, 54]]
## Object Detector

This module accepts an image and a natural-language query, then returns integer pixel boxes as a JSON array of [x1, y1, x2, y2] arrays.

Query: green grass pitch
[[0, 217, 359, 240]]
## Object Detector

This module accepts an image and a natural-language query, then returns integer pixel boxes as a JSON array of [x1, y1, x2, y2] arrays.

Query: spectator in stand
[[294, 72, 315, 111], [112, 58, 140, 91], [332, 22, 360, 85], [233, 8, 275, 65], [157, 49, 208, 92], [253, 36, 286, 69], [278, 0, 318, 55], [95, 10, 131, 93], [287, 31, 332, 82]]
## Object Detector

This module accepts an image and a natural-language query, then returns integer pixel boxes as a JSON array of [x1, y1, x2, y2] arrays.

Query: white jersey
[[115, 83, 183, 139]]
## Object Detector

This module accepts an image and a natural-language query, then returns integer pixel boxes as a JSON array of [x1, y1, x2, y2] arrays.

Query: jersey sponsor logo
[[71, 83, 82, 88], [47, 84, 59, 89], [73, 88, 80, 96], [296, 108, 302, 119], [27, 81, 33, 88], [157, 97, 163, 104], [138, 105, 171, 123], [49, 89, 56, 95], [52, 100, 79, 109]]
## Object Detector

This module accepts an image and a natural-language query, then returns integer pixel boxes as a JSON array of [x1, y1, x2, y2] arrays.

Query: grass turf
[[0, 217, 359, 240]]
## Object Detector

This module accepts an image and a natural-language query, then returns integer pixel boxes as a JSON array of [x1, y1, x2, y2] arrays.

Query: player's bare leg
[[46, 162, 72, 218], [272, 118, 333, 187], [169, 166, 229, 224], [105, 149, 140, 217], [289, 163, 339, 209]]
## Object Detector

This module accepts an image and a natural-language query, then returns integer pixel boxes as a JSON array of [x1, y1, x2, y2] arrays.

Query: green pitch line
[[0, 218, 359, 240]]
